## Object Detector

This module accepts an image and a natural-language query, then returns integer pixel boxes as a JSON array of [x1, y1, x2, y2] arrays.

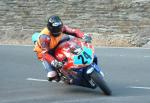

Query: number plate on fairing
[[73, 47, 93, 65]]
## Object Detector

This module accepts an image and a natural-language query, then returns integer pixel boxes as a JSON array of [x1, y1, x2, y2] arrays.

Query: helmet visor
[[51, 25, 62, 37]]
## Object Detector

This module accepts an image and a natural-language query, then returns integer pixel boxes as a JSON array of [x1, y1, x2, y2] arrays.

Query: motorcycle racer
[[32, 15, 92, 82]]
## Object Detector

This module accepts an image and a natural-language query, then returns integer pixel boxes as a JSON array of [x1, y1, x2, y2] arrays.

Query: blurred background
[[0, 0, 150, 47]]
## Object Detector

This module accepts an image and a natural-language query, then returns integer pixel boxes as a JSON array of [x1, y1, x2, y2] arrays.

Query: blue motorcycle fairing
[[91, 63, 101, 73], [68, 63, 102, 88], [71, 63, 102, 78]]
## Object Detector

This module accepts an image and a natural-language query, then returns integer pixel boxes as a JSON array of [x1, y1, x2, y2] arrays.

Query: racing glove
[[51, 60, 63, 69], [83, 34, 92, 43]]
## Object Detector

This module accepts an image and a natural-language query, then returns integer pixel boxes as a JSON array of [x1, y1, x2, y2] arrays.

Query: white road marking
[[26, 78, 47, 82], [144, 56, 150, 58], [120, 55, 125, 57], [26, 78, 64, 83], [128, 86, 150, 90]]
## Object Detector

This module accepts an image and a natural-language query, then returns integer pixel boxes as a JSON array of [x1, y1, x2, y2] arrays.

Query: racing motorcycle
[[54, 36, 112, 95]]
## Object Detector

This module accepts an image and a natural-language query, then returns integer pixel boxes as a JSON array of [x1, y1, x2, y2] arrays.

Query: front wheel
[[90, 70, 112, 95]]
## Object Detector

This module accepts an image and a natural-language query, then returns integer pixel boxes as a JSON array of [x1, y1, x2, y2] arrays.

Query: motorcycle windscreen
[[73, 46, 94, 65]]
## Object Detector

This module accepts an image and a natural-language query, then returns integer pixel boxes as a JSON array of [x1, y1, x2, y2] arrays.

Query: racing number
[[78, 51, 92, 64]]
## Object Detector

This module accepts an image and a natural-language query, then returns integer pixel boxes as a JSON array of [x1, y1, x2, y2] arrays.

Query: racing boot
[[47, 71, 60, 82]]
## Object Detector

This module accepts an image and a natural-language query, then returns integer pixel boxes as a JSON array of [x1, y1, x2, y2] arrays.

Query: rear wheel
[[90, 70, 112, 95]]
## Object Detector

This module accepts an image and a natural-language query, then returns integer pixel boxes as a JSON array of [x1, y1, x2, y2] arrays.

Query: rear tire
[[90, 70, 112, 95]]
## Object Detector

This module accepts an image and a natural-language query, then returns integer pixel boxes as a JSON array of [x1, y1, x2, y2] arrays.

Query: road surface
[[0, 45, 150, 103]]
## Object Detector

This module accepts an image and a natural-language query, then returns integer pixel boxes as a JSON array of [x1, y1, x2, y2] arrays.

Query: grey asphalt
[[0, 45, 150, 103]]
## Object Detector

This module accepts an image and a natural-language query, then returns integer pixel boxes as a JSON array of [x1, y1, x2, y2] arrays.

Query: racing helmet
[[47, 15, 63, 37]]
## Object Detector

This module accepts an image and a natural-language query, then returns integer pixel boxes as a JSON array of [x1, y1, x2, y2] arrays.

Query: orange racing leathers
[[33, 25, 84, 64]]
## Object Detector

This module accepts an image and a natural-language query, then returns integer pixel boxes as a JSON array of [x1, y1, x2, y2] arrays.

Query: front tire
[[90, 70, 112, 95]]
